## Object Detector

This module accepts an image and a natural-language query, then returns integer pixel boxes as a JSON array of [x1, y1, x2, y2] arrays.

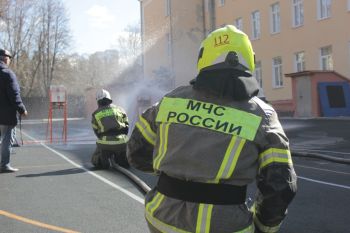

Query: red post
[[46, 85, 67, 144]]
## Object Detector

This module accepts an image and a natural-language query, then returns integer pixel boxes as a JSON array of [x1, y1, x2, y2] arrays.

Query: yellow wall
[[141, 0, 204, 87], [143, 0, 171, 80], [141, 0, 350, 102], [215, 0, 350, 101], [171, 0, 204, 86]]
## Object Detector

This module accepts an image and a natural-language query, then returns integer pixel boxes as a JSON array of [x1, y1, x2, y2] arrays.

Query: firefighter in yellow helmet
[[127, 25, 297, 233], [91, 89, 129, 169]]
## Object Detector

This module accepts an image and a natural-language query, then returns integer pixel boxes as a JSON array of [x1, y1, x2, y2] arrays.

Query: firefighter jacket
[[127, 67, 297, 233], [91, 104, 129, 145]]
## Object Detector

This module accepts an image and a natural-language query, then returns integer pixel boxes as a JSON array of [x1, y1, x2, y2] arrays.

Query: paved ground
[[281, 118, 350, 158], [0, 118, 349, 233]]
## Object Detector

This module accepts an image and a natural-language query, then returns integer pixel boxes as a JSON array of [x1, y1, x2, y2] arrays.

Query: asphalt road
[[0, 118, 349, 233]]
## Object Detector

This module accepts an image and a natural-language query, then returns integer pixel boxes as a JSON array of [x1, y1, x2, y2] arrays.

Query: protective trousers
[[91, 142, 128, 169]]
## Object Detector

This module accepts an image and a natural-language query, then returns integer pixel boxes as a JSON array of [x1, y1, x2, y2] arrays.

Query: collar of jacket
[[191, 63, 260, 101], [0, 61, 8, 69]]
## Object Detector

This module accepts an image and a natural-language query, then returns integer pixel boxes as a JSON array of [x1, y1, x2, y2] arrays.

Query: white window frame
[[294, 51, 305, 72], [272, 57, 283, 88], [270, 3, 280, 34], [251, 10, 261, 40], [235, 17, 243, 31], [317, 0, 331, 20], [320, 46, 333, 70], [165, 0, 170, 17], [218, 0, 225, 7], [292, 0, 304, 27], [254, 61, 263, 88]]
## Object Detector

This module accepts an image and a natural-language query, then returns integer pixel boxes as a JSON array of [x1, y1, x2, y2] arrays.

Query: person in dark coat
[[0, 49, 28, 173]]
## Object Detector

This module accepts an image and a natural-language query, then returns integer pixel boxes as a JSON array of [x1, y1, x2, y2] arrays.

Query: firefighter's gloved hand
[[249, 203, 264, 233]]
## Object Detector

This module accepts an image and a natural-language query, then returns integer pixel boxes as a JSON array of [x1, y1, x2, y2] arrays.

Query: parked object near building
[[286, 71, 350, 117]]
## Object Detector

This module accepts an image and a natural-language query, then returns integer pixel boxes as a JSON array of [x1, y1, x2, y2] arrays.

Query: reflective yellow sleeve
[[135, 115, 156, 146], [258, 148, 292, 170]]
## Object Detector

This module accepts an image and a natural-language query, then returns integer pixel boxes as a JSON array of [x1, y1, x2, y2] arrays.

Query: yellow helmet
[[197, 25, 255, 72]]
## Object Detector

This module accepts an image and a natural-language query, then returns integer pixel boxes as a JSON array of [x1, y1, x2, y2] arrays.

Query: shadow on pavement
[[16, 168, 86, 178]]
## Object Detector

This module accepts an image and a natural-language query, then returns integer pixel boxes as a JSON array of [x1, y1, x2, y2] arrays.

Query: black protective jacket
[[0, 61, 26, 125]]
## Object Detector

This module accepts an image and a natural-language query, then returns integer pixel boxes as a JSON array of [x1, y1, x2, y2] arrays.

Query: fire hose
[[292, 150, 350, 165], [110, 158, 151, 195]]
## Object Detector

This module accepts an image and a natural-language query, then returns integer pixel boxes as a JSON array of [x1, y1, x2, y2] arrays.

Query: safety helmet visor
[[197, 25, 255, 72]]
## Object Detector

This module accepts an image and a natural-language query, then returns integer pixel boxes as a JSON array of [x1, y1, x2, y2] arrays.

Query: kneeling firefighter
[[91, 89, 129, 169], [127, 25, 297, 233]]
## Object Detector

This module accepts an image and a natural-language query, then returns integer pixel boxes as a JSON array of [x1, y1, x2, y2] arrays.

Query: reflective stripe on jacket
[[91, 104, 129, 144], [127, 85, 297, 233]]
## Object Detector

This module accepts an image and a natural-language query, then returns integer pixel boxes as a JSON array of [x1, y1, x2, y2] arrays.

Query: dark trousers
[[91, 142, 128, 169]]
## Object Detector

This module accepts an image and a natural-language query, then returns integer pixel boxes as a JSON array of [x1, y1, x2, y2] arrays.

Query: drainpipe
[[209, 0, 216, 32], [201, 0, 207, 38], [169, 0, 175, 88], [138, 0, 144, 80]]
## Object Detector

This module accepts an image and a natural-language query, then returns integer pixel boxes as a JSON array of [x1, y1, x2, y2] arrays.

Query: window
[[235, 17, 243, 31], [270, 3, 280, 34], [165, 0, 170, 16], [218, 0, 225, 7], [318, 0, 331, 20], [254, 61, 263, 87], [292, 0, 304, 27], [251, 10, 261, 40], [320, 46, 333, 70], [348, 0, 350, 11], [294, 51, 305, 72], [272, 57, 283, 87]]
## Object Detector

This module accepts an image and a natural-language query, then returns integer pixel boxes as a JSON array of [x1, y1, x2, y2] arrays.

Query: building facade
[[139, 0, 350, 115], [139, 0, 205, 89]]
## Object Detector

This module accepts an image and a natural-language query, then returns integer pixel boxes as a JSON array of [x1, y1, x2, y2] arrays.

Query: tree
[[37, 0, 71, 96], [110, 23, 142, 85], [0, 0, 10, 19], [115, 24, 141, 65], [0, 0, 41, 96], [0, 0, 71, 97]]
